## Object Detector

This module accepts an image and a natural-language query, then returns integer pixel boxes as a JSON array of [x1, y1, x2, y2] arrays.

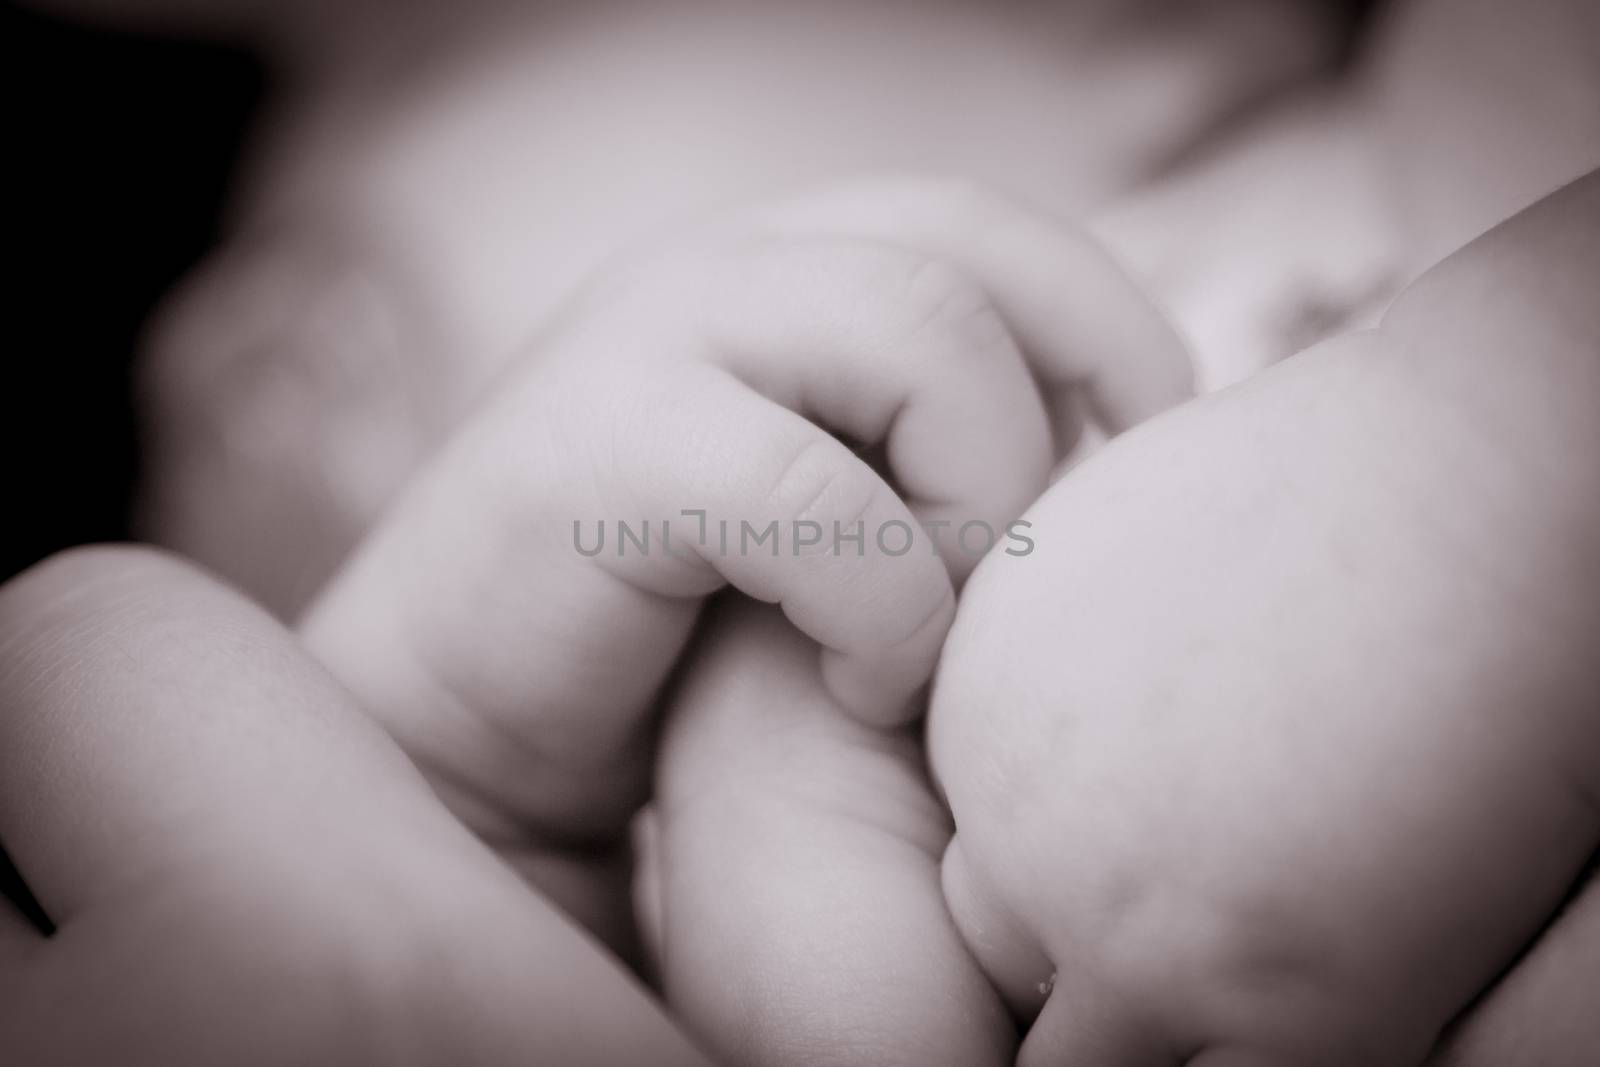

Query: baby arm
[[932, 168, 1600, 1065]]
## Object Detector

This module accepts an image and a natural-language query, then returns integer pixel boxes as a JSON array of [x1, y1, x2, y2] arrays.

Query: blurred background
[[2, 1, 260, 583], [5, 0, 1593, 607], [1, 0, 1386, 590]]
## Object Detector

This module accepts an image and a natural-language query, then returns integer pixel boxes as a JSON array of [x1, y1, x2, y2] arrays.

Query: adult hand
[[0, 546, 710, 1066]]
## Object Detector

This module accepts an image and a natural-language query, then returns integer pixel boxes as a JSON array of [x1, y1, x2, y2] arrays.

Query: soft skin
[[648, 597, 1015, 1067], [297, 178, 1189, 958], [931, 171, 1600, 1065], [0, 547, 711, 1067]]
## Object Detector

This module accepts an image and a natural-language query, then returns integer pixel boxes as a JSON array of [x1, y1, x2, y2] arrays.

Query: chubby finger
[[652, 598, 1015, 1067], [0, 546, 708, 1066], [759, 175, 1195, 441], [301, 226, 1066, 862], [302, 352, 955, 873], [698, 234, 1053, 578], [610, 364, 960, 724]]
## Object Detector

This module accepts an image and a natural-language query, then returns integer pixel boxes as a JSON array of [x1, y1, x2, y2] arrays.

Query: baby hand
[[297, 177, 1192, 951]]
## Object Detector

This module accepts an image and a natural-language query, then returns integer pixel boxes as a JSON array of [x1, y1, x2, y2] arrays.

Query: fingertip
[[819, 648, 930, 728], [1088, 320, 1198, 436], [817, 584, 953, 726]]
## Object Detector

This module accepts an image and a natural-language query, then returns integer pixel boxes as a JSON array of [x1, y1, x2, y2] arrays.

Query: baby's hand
[[643, 597, 1014, 1066], [930, 175, 1600, 1064], [298, 177, 1192, 952]]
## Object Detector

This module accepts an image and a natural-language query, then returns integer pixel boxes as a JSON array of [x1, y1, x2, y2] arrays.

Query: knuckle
[[761, 435, 879, 530], [896, 254, 1010, 355]]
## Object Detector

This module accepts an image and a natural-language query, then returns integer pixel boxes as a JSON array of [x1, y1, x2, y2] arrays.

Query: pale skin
[[9, 1, 1599, 1062], [930, 168, 1600, 1065], [647, 596, 1016, 1066], [294, 177, 1192, 963], [4, 168, 1598, 1064], [0, 546, 711, 1067], [0, 179, 1191, 1063], [637, 170, 1600, 1065]]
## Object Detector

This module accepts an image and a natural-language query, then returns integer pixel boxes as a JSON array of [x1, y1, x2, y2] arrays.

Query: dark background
[[2, 3, 260, 925], [2, 1, 262, 585]]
